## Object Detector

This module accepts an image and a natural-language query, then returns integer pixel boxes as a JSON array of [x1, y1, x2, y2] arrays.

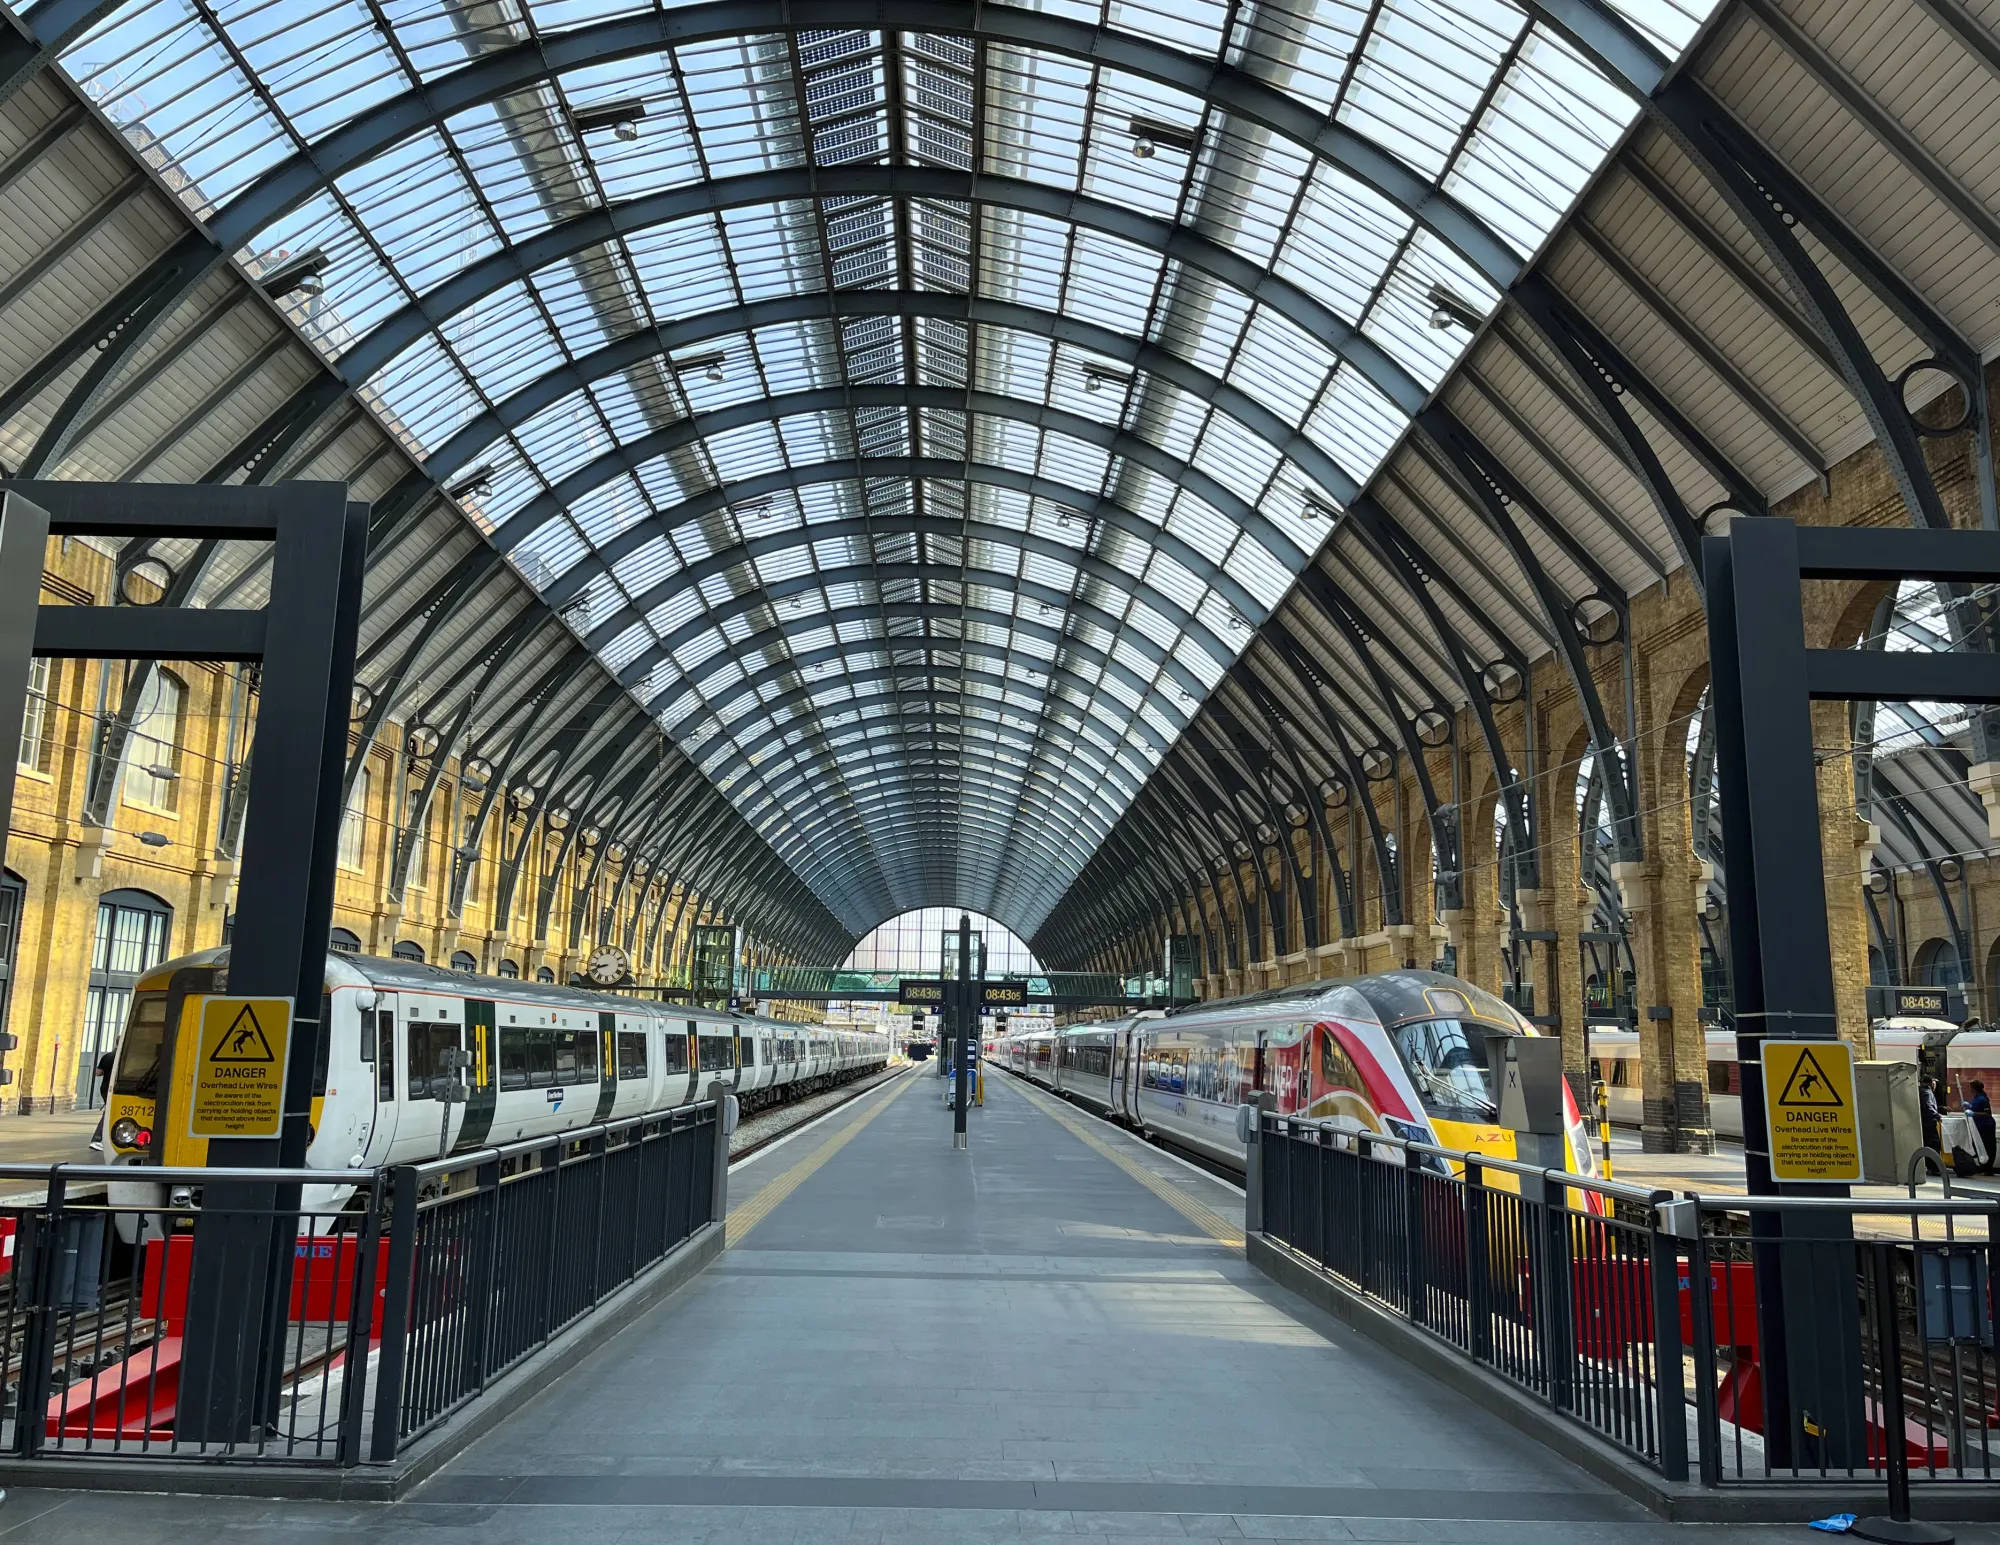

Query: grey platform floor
[[1, 1066, 1988, 1542]]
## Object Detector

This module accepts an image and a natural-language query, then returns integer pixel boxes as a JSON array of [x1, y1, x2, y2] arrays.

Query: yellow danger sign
[[188, 996, 292, 1139], [1760, 1038, 1861, 1182]]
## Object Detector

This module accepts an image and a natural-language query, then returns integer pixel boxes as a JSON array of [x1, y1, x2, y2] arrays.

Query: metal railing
[[1256, 1113, 2000, 1502], [0, 1098, 725, 1470], [373, 1099, 720, 1460]]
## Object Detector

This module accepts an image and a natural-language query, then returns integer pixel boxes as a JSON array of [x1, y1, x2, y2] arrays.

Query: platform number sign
[[187, 995, 292, 1139], [1759, 1039, 1861, 1183]]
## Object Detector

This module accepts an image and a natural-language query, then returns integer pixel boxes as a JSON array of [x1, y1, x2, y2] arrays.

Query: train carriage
[[97, 947, 889, 1225], [999, 969, 1601, 1190]]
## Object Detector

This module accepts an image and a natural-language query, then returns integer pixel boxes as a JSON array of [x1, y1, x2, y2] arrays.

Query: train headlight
[[109, 1117, 139, 1148], [169, 1186, 195, 1210]]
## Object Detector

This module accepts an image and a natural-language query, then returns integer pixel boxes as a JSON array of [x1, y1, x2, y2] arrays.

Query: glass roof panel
[[55, 1, 1716, 931]]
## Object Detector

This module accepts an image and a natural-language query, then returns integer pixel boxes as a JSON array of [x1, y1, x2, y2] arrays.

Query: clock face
[[587, 944, 630, 985]]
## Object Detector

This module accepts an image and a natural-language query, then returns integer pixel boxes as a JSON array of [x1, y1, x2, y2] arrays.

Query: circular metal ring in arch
[[1897, 358, 1976, 438], [1570, 596, 1624, 649]]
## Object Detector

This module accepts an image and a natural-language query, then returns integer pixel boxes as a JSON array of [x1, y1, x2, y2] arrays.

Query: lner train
[[100, 947, 888, 1217], [996, 969, 1600, 1188]]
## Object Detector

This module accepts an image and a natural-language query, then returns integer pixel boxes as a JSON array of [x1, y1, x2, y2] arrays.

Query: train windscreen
[[1386, 1018, 1503, 1123], [112, 990, 169, 1096]]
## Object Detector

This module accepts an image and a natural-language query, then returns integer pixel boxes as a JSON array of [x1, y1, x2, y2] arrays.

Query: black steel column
[[954, 913, 970, 1150], [1704, 517, 1860, 1470]]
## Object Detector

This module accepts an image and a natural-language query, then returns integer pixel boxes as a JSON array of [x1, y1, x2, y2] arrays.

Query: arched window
[[536, 965, 555, 983], [329, 927, 362, 955], [81, 890, 173, 1108], [1868, 946, 1891, 986], [0, 869, 24, 1051], [124, 670, 185, 811], [1913, 937, 1963, 989], [451, 950, 477, 973], [496, 959, 520, 979], [393, 940, 426, 963]]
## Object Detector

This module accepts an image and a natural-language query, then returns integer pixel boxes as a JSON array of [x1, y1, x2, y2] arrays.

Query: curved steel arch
[[328, 167, 1425, 486], [778, 787, 1102, 889], [208, 1, 1522, 286], [672, 599, 1194, 748], [601, 519, 1234, 705], [714, 684, 1149, 838]]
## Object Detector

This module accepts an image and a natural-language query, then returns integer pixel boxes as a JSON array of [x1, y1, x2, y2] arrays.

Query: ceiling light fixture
[[447, 466, 495, 503], [1426, 284, 1484, 332], [1128, 115, 1198, 160], [569, 99, 648, 139], [672, 350, 727, 384]]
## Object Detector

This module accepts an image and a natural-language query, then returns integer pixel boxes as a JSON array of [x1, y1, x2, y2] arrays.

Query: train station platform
[[0, 1069, 1929, 1542]]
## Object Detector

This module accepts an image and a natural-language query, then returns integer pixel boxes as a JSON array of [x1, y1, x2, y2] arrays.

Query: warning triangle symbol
[[1776, 1046, 1843, 1107], [209, 1004, 276, 1064]]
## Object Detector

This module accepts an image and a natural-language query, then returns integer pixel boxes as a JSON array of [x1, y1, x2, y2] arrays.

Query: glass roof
[[59, 0, 1685, 933]]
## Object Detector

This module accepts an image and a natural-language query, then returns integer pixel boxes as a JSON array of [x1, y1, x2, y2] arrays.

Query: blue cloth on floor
[[1808, 1515, 1856, 1533]]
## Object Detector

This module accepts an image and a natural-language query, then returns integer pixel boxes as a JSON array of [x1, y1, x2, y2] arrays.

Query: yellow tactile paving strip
[[999, 1071, 1244, 1250], [725, 1068, 918, 1245]]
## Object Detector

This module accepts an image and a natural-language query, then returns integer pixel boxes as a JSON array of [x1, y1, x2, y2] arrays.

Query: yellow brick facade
[[0, 537, 800, 1114]]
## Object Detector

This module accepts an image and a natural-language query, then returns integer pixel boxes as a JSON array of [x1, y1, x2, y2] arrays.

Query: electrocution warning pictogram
[[187, 996, 292, 1140], [1760, 1039, 1861, 1182]]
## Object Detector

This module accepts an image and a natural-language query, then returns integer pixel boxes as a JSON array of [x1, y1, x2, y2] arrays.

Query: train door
[[454, 998, 498, 1152], [364, 997, 399, 1162], [1110, 1026, 1130, 1112], [406, 1001, 464, 1159], [591, 1011, 617, 1122]]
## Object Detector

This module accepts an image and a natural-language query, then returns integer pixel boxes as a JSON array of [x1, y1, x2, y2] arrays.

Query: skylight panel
[[258, 197, 405, 354], [1154, 269, 1252, 381], [446, 97, 586, 247], [1191, 412, 1282, 505], [1447, 29, 1635, 257], [367, 333, 479, 454], [626, 215, 740, 316], [340, 131, 498, 293], [982, 48, 1090, 187], [600, 619, 653, 673], [1305, 365, 1408, 485], [1232, 1, 1370, 116], [722, 202, 826, 301], [1223, 536, 1292, 608], [679, 35, 804, 179], [611, 536, 681, 596], [444, 282, 564, 401], [1275, 163, 1413, 326], [510, 519, 591, 587], [221, 0, 406, 142], [64, 7, 291, 216], [1232, 307, 1341, 426], [1077, 78, 1205, 220], [570, 476, 652, 547], [510, 390, 610, 484], [1364, 228, 1502, 390]]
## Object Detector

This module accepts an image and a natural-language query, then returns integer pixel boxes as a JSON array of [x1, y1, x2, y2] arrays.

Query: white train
[[991, 969, 1600, 1184], [100, 947, 888, 1215], [1587, 1016, 2000, 1139]]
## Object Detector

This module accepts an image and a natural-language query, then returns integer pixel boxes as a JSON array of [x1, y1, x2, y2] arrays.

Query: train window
[[617, 1031, 647, 1081], [377, 1011, 395, 1100], [660, 1032, 689, 1075], [529, 1031, 555, 1087], [1386, 1019, 1500, 1124], [111, 990, 170, 1097], [406, 1023, 462, 1101], [553, 1030, 581, 1084], [575, 1030, 599, 1085], [698, 1034, 733, 1072], [499, 1028, 530, 1090], [312, 994, 332, 1099], [740, 1039, 756, 1068]]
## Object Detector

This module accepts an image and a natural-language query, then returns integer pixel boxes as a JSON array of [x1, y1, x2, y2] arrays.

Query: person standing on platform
[[1971, 1080, 1996, 1174], [1922, 1076, 1943, 1173]]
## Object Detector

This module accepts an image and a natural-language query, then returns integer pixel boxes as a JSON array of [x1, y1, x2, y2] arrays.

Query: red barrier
[[44, 1230, 390, 1440]]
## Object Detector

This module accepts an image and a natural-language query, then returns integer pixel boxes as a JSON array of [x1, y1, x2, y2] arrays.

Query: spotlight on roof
[[569, 99, 648, 139], [673, 350, 727, 384], [1425, 285, 1484, 333], [1081, 365, 1131, 395], [1128, 115, 1197, 161], [447, 465, 496, 503], [259, 246, 330, 301]]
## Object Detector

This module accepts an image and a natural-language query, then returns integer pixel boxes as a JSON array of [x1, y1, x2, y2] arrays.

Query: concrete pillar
[[1813, 699, 1875, 1055]]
